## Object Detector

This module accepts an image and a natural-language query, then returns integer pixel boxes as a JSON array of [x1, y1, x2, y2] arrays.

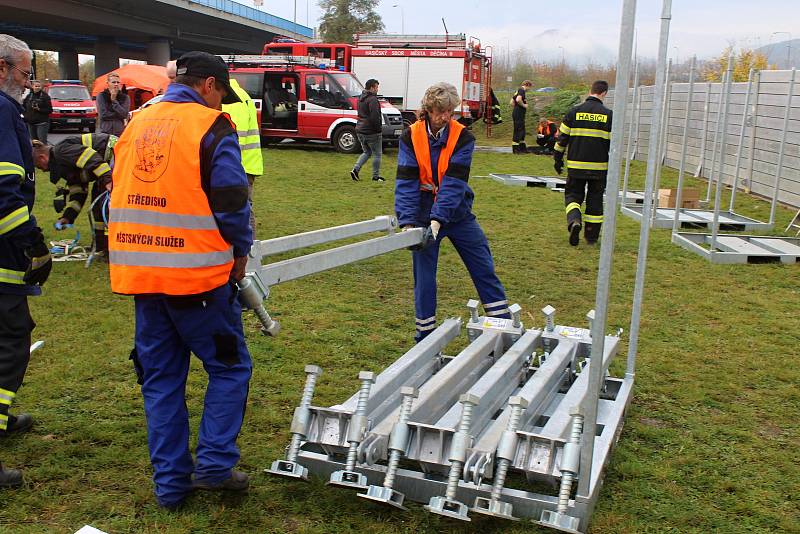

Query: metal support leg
[[265, 365, 322, 479], [537, 408, 585, 533], [472, 396, 529, 520], [358, 387, 418, 509], [329, 371, 375, 489], [425, 394, 480, 521]]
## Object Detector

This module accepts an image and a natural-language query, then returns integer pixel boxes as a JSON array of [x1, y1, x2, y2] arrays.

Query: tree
[[703, 46, 773, 82], [33, 51, 59, 81], [318, 0, 383, 44], [79, 60, 95, 89]]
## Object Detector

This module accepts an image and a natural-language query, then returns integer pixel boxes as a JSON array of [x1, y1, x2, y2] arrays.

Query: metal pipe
[[651, 59, 673, 226], [621, 60, 640, 208], [625, 0, 669, 382], [769, 68, 796, 225], [710, 56, 735, 254], [694, 83, 712, 177], [705, 72, 727, 203], [730, 69, 755, 211], [744, 70, 761, 194], [577, 0, 637, 500], [672, 56, 697, 234]]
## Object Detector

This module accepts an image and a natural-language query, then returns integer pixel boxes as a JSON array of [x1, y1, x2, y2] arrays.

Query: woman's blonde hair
[[416, 82, 460, 122]]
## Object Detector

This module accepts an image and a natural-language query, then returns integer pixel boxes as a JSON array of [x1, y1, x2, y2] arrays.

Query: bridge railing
[[188, 0, 314, 37]]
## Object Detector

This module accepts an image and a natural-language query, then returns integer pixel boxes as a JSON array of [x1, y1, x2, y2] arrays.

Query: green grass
[[3, 146, 799, 533]]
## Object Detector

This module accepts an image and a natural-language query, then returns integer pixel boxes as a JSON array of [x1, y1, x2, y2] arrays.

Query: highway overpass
[[0, 0, 314, 77]]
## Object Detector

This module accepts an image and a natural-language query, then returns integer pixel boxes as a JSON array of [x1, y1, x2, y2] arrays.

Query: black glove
[[553, 154, 564, 175], [23, 228, 53, 286], [407, 226, 435, 251]]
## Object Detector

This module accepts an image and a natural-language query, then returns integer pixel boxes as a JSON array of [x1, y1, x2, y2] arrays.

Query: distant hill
[[756, 39, 800, 68]]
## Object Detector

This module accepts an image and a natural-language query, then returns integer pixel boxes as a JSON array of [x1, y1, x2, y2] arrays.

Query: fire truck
[[262, 34, 494, 127], [46, 80, 97, 132], [224, 55, 404, 153]]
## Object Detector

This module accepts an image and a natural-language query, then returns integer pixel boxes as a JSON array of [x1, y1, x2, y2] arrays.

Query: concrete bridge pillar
[[146, 38, 171, 66], [57, 47, 79, 79], [94, 37, 120, 76]]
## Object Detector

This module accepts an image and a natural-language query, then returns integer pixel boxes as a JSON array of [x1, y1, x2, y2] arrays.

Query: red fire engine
[[46, 80, 98, 132], [224, 54, 403, 153], [262, 34, 494, 127]]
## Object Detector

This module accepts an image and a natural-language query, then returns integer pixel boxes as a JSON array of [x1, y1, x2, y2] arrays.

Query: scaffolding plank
[[711, 236, 772, 255], [748, 237, 800, 255]]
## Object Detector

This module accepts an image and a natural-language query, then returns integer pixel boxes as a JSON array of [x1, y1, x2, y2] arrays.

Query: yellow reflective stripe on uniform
[[76, 147, 96, 168], [0, 413, 7, 430], [93, 162, 112, 177], [81, 133, 93, 146], [110, 248, 234, 268], [94, 221, 107, 230], [67, 200, 84, 211], [237, 129, 260, 138], [565, 202, 583, 214], [584, 214, 604, 223], [0, 387, 15, 405], [0, 161, 25, 177], [0, 206, 30, 235], [554, 143, 566, 153], [241, 143, 261, 151], [559, 123, 571, 135], [0, 268, 25, 285], [566, 160, 609, 170], [569, 128, 610, 140]]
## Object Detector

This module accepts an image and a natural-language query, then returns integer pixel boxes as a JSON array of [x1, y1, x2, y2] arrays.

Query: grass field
[[3, 144, 799, 533]]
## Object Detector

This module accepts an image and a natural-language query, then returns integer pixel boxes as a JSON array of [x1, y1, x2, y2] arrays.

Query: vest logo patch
[[133, 119, 177, 183]]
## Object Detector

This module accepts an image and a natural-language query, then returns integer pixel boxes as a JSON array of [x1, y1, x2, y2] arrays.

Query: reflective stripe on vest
[[409, 119, 465, 197], [0, 267, 25, 285], [109, 100, 234, 296], [0, 206, 29, 236]]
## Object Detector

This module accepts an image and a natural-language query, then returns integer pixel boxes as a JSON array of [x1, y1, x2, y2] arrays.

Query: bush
[[541, 90, 582, 120]]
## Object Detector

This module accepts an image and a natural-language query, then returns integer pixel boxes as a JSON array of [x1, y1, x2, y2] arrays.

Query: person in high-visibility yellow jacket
[[223, 78, 263, 235]]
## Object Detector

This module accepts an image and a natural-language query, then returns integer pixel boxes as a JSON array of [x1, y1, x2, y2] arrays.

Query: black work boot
[[568, 221, 582, 247], [584, 222, 601, 245], [0, 463, 23, 488], [193, 470, 249, 492], [0, 414, 33, 437]]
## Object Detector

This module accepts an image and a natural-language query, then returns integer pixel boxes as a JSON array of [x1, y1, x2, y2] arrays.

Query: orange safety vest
[[538, 120, 556, 136], [108, 101, 235, 296], [409, 119, 465, 197]]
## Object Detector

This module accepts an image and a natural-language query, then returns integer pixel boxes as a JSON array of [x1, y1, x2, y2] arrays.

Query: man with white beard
[[0, 34, 53, 487]]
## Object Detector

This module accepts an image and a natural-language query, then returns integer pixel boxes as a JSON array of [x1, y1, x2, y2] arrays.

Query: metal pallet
[[619, 190, 645, 204], [672, 232, 800, 264], [622, 205, 772, 231], [266, 303, 629, 532], [490, 174, 566, 191]]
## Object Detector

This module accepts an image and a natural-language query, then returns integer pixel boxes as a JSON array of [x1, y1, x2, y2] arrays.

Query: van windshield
[[49, 86, 90, 101], [329, 73, 364, 98]]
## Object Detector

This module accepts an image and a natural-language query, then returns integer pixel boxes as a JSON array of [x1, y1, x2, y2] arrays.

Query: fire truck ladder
[[219, 54, 336, 69]]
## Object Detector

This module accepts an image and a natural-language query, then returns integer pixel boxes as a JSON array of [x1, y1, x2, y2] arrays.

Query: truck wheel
[[333, 124, 359, 153]]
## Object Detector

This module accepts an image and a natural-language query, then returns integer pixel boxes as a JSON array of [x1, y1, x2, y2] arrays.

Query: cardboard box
[[658, 188, 699, 208]]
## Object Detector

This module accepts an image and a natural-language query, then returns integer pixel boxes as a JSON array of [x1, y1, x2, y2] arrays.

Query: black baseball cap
[[175, 51, 240, 104]]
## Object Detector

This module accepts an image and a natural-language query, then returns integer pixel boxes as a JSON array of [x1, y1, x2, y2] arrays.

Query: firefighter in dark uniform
[[553, 81, 612, 246], [31, 133, 117, 253], [511, 80, 532, 154]]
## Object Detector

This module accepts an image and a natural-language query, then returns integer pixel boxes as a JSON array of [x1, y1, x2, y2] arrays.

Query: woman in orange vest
[[395, 82, 511, 342]]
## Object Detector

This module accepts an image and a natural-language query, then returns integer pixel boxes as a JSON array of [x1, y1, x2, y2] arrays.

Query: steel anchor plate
[[471, 496, 519, 521], [357, 485, 407, 510], [264, 459, 308, 480], [424, 496, 471, 521], [328, 469, 368, 490]]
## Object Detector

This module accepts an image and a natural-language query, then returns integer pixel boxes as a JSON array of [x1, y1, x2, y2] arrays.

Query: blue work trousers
[[412, 215, 510, 341], [133, 282, 252, 507]]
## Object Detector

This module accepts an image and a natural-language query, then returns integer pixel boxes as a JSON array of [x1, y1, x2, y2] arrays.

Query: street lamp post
[[392, 4, 405, 34], [558, 45, 565, 65]]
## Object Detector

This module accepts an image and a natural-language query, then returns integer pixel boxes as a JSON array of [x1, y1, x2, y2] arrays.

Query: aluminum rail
[[729, 69, 755, 212], [621, 59, 640, 208], [672, 56, 697, 234], [626, 0, 668, 381], [769, 68, 796, 225], [578, 0, 638, 501], [709, 56, 735, 254]]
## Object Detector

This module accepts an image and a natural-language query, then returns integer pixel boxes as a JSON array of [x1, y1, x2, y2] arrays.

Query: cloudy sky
[[261, 0, 798, 65]]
